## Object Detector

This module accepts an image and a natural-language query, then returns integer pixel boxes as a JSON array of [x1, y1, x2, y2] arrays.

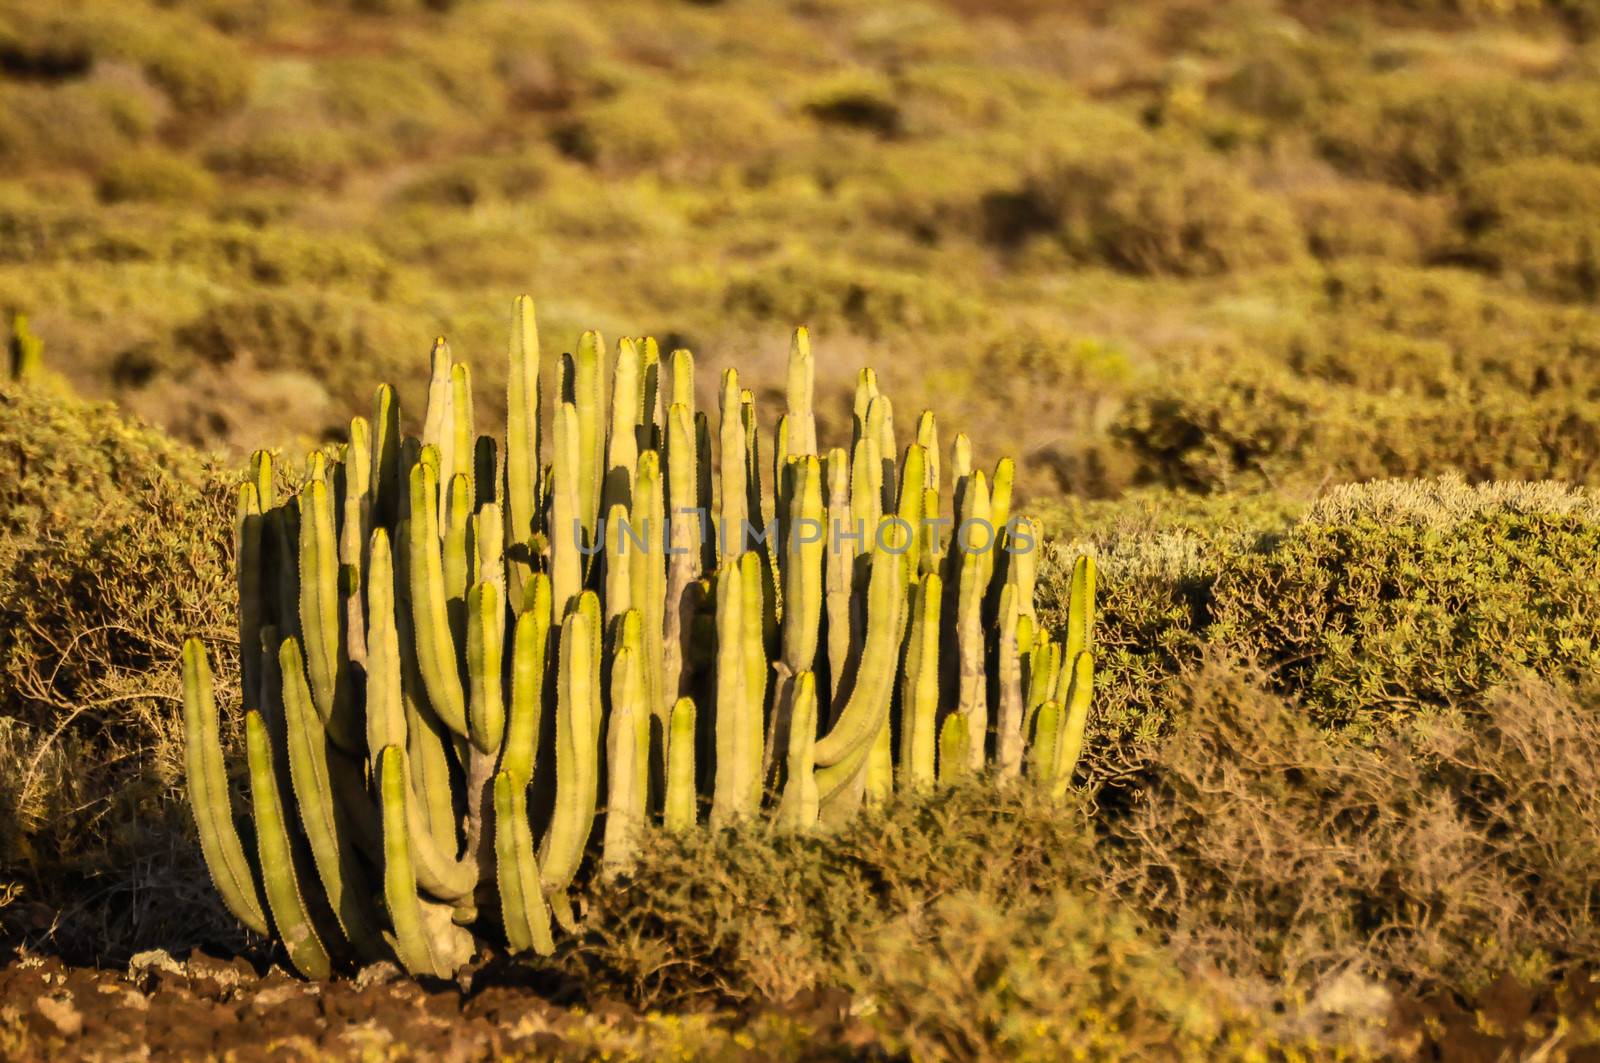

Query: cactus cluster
[[182, 297, 1097, 978]]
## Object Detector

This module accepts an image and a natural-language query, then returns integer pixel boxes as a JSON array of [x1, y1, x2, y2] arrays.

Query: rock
[[356, 961, 403, 990], [128, 949, 185, 980], [1311, 968, 1393, 1021], [34, 994, 82, 1037], [185, 951, 246, 990], [250, 984, 303, 1010]]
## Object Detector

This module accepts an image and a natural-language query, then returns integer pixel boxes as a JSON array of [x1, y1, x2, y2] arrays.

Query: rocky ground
[[4, 950, 1600, 1061], [0, 952, 881, 1062]]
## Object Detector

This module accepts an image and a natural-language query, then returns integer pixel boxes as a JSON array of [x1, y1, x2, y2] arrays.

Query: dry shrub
[[1105, 665, 1600, 997], [1007, 139, 1305, 276], [1319, 75, 1600, 189], [0, 384, 238, 960], [564, 782, 1096, 1009], [1456, 156, 1600, 301], [857, 890, 1324, 1061], [1114, 349, 1600, 491]]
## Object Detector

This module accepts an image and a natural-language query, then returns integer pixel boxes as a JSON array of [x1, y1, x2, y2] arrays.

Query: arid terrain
[[4, 0, 1600, 1058]]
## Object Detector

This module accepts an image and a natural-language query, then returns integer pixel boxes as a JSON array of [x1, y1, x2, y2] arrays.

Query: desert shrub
[[317, 55, 477, 154], [0, 384, 236, 959], [0, 5, 250, 122], [1319, 75, 1600, 189], [168, 289, 422, 384], [920, 325, 1134, 495], [1212, 39, 1350, 126], [0, 200, 402, 299], [126, 26, 250, 119], [459, 0, 612, 111], [1287, 178, 1449, 263], [0, 13, 95, 82], [1005, 140, 1305, 275], [1038, 528, 1226, 765], [1457, 156, 1600, 300], [96, 149, 217, 205], [1112, 352, 1328, 491], [392, 149, 550, 208], [801, 70, 903, 137], [1032, 479, 1600, 755], [565, 782, 1097, 1007], [555, 80, 794, 175], [1208, 477, 1600, 730], [721, 251, 985, 337], [1106, 666, 1600, 995], [1115, 349, 1600, 491], [1256, 263, 1600, 399], [202, 117, 363, 187], [857, 891, 1324, 1061], [173, 224, 403, 298], [0, 80, 159, 171]]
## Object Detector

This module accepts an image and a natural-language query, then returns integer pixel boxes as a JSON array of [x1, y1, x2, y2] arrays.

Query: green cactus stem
[[898, 572, 942, 787], [8, 312, 43, 382], [505, 297, 541, 605], [244, 710, 332, 979], [493, 770, 555, 956], [777, 671, 819, 831], [539, 594, 600, 895], [664, 696, 698, 833], [182, 639, 269, 936], [1050, 650, 1094, 804], [502, 575, 552, 787]]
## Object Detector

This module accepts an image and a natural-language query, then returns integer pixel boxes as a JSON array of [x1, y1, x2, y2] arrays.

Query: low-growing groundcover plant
[[181, 297, 1099, 978]]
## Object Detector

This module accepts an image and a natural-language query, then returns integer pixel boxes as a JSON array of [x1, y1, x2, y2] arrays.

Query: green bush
[[459, 0, 612, 110], [392, 149, 550, 208], [1319, 75, 1600, 189], [0, 199, 403, 298], [1457, 156, 1600, 300], [859, 891, 1314, 1060], [0, 384, 237, 959], [1034, 478, 1600, 755], [0, 81, 159, 171], [1287, 178, 1449, 263], [168, 288, 424, 383], [202, 117, 364, 187], [96, 150, 218, 205], [317, 55, 477, 153], [555, 80, 796, 175], [565, 782, 1097, 1007], [1253, 263, 1600, 399], [1114, 350, 1600, 491], [720, 250, 985, 337], [921, 324, 1136, 497], [129, 27, 251, 119], [1009, 140, 1305, 275], [801, 70, 902, 137], [1207, 477, 1600, 731], [1038, 527, 1225, 760]]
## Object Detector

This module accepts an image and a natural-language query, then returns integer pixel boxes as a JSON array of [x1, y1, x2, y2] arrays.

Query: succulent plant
[[8, 312, 43, 382], [182, 296, 1096, 977]]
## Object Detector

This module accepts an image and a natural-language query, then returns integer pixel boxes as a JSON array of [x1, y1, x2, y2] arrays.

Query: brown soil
[[5, 950, 1600, 1061], [0, 952, 874, 1062]]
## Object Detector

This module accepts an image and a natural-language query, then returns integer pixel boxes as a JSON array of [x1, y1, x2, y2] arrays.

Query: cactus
[[181, 297, 1097, 978], [8, 312, 43, 382]]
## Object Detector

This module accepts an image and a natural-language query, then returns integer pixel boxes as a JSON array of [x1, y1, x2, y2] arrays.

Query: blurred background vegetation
[[3, 0, 1599, 497]]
